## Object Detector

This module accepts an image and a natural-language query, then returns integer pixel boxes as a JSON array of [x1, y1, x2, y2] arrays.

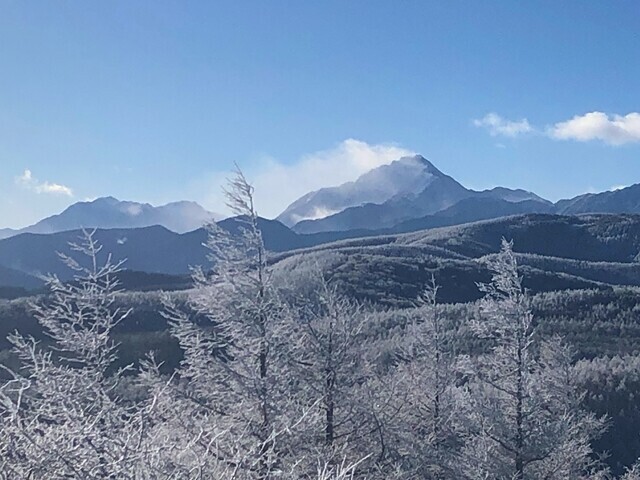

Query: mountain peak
[[277, 154, 442, 227], [83, 196, 122, 207], [396, 154, 444, 175], [94, 196, 120, 203], [284, 154, 556, 234]]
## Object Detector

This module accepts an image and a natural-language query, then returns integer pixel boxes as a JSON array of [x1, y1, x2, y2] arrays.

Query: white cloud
[[126, 204, 143, 216], [36, 182, 74, 196], [610, 184, 628, 192], [302, 207, 341, 221], [15, 169, 34, 186], [475, 110, 640, 147], [549, 112, 640, 145], [200, 139, 415, 218], [473, 113, 533, 137], [15, 169, 73, 197]]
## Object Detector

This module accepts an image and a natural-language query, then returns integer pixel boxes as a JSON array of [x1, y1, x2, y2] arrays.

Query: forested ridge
[[2, 172, 640, 479]]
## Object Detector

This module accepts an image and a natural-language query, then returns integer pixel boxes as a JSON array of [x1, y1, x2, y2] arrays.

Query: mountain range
[[4, 153, 640, 293], [280, 154, 640, 234], [4, 154, 640, 241], [0, 217, 365, 286], [5, 212, 640, 301], [0, 197, 217, 240]]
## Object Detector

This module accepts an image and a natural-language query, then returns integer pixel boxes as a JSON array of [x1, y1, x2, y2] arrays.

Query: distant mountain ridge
[[281, 154, 640, 234], [477, 186, 549, 204], [287, 155, 552, 234], [391, 197, 555, 233], [4, 211, 640, 290], [270, 212, 640, 306], [4, 153, 640, 277], [555, 184, 640, 215], [0, 217, 349, 284], [5, 154, 640, 242], [0, 197, 217, 240]]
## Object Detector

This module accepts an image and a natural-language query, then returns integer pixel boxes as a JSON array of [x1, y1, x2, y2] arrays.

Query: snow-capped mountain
[[0, 197, 217, 239], [277, 155, 446, 227], [285, 155, 551, 234]]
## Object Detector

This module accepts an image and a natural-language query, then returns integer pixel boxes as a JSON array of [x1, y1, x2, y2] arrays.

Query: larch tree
[[149, 167, 304, 479], [389, 276, 467, 478], [288, 271, 373, 473], [458, 239, 606, 480], [0, 226, 364, 479], [0, 231, 161, 479]]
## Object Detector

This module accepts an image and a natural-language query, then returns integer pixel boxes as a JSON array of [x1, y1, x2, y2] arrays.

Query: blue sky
[[1, 1, 639, 228]]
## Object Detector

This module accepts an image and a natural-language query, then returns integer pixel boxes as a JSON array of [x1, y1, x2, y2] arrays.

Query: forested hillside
[[2, 173, 640, 479], [5, 212, 640, 292]]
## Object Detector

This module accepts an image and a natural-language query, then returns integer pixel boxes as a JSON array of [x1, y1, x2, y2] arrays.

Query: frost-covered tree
[[149, 167, 304, 478], [0, 231, 161, 478], [387, 277, 467, 477], [287, 272, 373, 471], [0, 221, 368, 479], [459, 239, 606, 480]]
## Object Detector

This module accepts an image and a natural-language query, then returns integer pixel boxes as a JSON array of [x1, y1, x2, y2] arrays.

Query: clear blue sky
[[1, 1, 639, 228]]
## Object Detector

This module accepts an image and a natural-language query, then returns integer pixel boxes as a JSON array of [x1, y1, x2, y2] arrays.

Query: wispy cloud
[[199, 139, 415, 218], [15, 169, 74, 196], [475, 110, 640, 146], [549, 112, 640, 146], [473, 113, 533, 137]]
